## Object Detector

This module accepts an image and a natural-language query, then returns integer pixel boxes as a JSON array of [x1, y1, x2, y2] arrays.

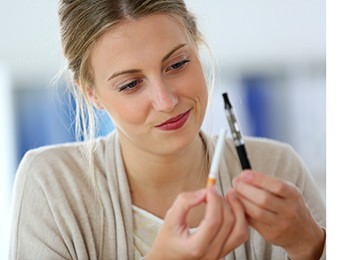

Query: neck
[[119, 132, 208, 216], [121, 133, 207, 190]]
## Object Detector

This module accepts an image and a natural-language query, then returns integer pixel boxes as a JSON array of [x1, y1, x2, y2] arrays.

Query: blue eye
[[118, 79, 142, 93], [167, 59, 190, 72]]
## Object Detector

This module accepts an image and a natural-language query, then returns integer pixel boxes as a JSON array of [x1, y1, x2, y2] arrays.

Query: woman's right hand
[[145, 186, 249, 260]]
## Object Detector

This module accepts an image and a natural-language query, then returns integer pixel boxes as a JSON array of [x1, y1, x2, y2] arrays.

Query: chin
[[150, 126, 200, 156]]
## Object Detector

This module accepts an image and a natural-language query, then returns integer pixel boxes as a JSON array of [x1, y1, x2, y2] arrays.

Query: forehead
[[90, 14, 194, 79]]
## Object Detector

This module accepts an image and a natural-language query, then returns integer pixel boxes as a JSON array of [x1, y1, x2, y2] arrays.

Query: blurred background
[[0, 0, 325, 257]]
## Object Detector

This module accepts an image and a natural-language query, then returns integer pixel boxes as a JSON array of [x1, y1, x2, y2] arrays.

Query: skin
[[233, 170, 325, 260], [148, 187, 249, 259], [87, 14, 249, 259], [90, 15, 207, 158], [85, 12, 324, 260], [89, 13, 211, 220]]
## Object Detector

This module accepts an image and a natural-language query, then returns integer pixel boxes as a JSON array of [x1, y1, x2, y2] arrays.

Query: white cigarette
[[207, 128, 227, 187]]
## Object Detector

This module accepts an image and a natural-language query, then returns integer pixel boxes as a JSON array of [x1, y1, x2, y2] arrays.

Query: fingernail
[[242, 170, 253, 181]]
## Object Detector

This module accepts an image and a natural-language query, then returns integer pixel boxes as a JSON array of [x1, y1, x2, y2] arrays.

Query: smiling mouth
[[155, 109, 192, 130]]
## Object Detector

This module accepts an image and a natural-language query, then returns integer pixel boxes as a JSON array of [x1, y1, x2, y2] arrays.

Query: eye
[[166, 59, 190, 72], [118, 79, 143, 93]]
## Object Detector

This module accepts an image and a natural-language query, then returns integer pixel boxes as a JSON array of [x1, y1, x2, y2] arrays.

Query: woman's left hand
[[232, 170, 325, 260]]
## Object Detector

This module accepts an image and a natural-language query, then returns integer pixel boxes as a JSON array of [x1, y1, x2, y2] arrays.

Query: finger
[[234, 178, 285, 214], [165, 189, 207, 232], [221, 190, 249, 254], [238, 170, 296, 199], [234, 190, 277, 224], [246, 217, 272, 238], [189, 186, 223, 249], [204, 200, 234, 259]]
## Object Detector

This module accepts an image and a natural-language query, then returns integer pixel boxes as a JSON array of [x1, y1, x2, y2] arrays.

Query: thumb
[[165, 189, 207, 228]]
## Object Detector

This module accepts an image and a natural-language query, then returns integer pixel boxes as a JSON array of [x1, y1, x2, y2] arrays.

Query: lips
[[155, 109, 191, 131]]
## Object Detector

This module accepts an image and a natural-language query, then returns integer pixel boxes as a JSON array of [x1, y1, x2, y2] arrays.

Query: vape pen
[[222, 93, 252, 170]]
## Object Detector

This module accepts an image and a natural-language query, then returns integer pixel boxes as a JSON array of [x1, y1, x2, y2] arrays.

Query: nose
[[151, 79, 178, 113]]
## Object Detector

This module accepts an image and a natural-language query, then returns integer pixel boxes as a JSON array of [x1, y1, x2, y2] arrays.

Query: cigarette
[[207, 128, 227, 188]]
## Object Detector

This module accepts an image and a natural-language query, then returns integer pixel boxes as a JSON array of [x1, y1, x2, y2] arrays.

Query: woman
[[9, 0, 326, 259]]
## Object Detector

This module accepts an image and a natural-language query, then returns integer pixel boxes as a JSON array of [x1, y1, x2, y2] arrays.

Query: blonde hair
[[58, 0, 208, 188]]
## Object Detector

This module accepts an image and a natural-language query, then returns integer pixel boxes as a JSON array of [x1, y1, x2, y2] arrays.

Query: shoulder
[[217, 135, 308, 181], [244, 136, 296, 160], [21, 132, 114, 166], [10, 134, 118, 258], [20, 142, 83, 170], [246, 137, 309, 182], [28, 130, 113, 155], [11, 133, 117, 230], [208, 133, 296, 161], [15, 132, 116, 192]]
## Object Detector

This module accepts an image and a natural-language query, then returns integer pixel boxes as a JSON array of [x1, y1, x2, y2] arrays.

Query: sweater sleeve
[[279, 145, 326, 260], [9, 150, 72, 260], [297, 153, 326, 260], [243, 138, 326, 260]]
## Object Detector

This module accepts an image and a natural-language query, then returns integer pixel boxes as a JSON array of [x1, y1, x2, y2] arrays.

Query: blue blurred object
[[242, 74, 273, 139], [14, 84, 115, 166]]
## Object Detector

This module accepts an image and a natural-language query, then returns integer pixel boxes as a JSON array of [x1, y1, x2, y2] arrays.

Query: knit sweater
[[9, 131, 326, 259]]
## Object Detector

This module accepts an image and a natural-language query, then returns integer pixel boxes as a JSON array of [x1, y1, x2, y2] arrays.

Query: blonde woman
[[10, 1, 325, 259]]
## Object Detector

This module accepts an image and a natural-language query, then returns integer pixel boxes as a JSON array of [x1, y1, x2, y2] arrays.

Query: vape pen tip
[[222, 93, 232, 109]]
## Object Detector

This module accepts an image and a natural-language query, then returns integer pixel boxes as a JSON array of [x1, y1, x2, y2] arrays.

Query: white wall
[[186, 0, 325, 66], [0, 64, 15, 259], [0, 0, 325, 82], [0, 1, 62, 82]]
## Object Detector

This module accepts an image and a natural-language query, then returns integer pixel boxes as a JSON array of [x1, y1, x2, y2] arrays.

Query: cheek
[[183, 65, 208, 104], [102, 96, 149, 127]]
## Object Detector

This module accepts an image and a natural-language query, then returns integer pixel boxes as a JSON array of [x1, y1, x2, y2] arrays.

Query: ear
[[86, 87, 105, 110], [75, 80, 104, 110]]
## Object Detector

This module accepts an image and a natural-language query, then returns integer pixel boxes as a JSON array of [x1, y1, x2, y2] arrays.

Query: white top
[[132, 205, 198, 259]]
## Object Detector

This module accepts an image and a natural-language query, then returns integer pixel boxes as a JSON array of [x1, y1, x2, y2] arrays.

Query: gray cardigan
[[9, 131, 326, 259]]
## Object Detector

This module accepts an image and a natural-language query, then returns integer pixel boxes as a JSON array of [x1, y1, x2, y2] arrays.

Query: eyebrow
[[107, 43, 187, 81]]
